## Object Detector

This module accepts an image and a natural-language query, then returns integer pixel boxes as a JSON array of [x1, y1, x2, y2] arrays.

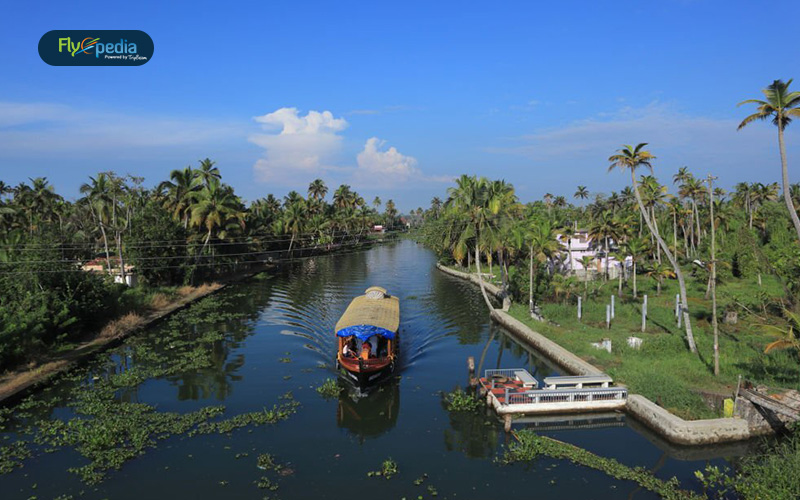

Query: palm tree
[[430, 196, 442, 218], [645, 262, 675, 296], [588, 210, 622, 281], [558, 226, 575, 273], [574, 186, 589, 202], [625, 236, 648, 298], [308, 179, 328, 201], [372, 196, 382, 211], [445, 175, 517, 310], [738, 79, 800, 242], [609, 143, 697, 353], [527, 217, 561, 315], [733, 182, 754, 228], [384, 199, 397, 229], [283, 200, 306, 256], [188, 178, 244, 260], [579, 255, 595, 299], [79, 173, 114, 272], [158, 166, 199, 228], [197, 158, 221, 187]]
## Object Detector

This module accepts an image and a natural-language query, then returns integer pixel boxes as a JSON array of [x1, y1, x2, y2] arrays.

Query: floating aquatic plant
[[444, 388, 483, 412], [501, 430, 702, 500], [315, 378, 341, 399]]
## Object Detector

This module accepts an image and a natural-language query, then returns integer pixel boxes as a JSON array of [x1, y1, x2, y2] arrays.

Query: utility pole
[[708, 175, 720, 376]]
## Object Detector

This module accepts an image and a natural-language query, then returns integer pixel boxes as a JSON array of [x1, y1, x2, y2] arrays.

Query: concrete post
[[642, 294, 648, 332], [675, 294, 680, 318], [577, 296, 582, 321], [606, 304, 611, 329], [611, 295, 615, 319]]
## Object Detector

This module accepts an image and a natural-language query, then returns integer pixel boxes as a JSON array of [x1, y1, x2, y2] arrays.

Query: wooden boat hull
[[338, 355, 395, 385]]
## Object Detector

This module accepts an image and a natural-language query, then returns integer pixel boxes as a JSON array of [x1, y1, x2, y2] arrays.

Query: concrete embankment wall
[[438, 263, 757, 446], [435, 263, 504, 299]]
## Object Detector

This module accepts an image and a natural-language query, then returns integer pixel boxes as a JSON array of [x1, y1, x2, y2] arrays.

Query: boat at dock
[[477, 368, 628, 430], [335, 286, 399, 386]]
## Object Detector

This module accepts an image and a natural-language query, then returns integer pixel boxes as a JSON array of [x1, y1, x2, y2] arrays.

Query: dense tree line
[[0, 162, 398, 367]]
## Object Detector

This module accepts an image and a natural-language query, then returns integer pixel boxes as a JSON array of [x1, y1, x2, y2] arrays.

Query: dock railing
[[506, 386, 628, 406]]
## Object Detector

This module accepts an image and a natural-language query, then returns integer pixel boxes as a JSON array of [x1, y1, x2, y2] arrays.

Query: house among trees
[[557, 229, 630, 280], [82, 257, 138, 287]]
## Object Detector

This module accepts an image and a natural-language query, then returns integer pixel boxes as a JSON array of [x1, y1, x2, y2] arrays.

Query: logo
[[39, 30, 153, 66]]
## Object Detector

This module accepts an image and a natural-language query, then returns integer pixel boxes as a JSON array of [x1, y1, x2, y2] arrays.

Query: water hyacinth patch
[[0, 293, 300, 485]]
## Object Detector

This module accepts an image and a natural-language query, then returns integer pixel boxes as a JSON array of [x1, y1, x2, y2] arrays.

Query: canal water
[[1, 239, 747, 499]]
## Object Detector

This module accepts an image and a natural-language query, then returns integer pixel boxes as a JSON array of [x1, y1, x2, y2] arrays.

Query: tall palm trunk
[[778, 125, 800, 241], [632, 171, 697, 352], [529, 244, 534, 312], [474, 229, 493, 311], [632, 260, 637, 298], [709, 177, 720, 375], [672, 212, 677, 254]]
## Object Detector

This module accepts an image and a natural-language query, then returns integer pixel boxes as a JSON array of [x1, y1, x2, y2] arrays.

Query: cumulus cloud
[[249, 108, 348, 184], [352, 137, 451, 189]]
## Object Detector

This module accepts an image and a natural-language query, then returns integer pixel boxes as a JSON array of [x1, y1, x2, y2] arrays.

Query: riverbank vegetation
[[0, 164, 398, 371], [417, 131, 800, 420]]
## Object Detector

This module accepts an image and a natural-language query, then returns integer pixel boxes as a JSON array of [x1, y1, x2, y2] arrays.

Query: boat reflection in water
[[337, 377, 400, 442]]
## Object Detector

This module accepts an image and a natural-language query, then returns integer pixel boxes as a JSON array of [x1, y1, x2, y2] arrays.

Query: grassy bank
[[452, 263, 798, 419]]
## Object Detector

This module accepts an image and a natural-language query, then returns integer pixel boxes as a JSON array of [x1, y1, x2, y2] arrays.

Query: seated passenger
[[361, 341, 372, 360], [342, 339, 356, 358], [368, 335, 379, 357]]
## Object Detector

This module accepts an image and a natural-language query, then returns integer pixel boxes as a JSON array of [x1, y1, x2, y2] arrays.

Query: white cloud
[[249, 108, 348, 184], [0, 100, 243, 155], [353, 137, 450, 188]]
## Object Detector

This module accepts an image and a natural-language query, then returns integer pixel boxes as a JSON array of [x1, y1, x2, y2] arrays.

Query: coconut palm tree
[[588, 210, 622, 281], [609, 143, 697, 353], [283, 200, 306, 256], [188, 178, 244, 260], [579, 255, 595, 299], [625, 236, 648, 298], [574, 185, 589, 202], [558, 225, 576, 273], [384, 199, 398, 228], [527, 217, 561, 314], [430, 196, 442, 219], [372, 196, 382, 211], [738, 79, 800, 242], [197, 158, 221, 188], [79, 173, 114, 272], [645, 262, 675, 296], [158, 166, 199, 228], [308, 178, 328, 201]]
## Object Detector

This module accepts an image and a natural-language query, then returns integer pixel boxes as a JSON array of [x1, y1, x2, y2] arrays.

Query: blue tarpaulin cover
[[336, 324, 396, 341]]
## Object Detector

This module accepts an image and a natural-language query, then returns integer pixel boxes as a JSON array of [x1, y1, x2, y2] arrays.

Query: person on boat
[[361, 341, 372, 360], [367, 335, 379, 357], [342, 338, 356, 358]]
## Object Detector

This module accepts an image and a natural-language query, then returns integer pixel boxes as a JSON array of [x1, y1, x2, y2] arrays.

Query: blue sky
[[1, 0, 799, 210]]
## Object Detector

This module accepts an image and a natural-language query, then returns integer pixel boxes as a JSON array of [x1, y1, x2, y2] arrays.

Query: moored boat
[[335, 286, 399, 385]]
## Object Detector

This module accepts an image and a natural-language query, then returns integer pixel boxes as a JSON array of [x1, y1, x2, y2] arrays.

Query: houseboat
[[335, 286, 399, 386]]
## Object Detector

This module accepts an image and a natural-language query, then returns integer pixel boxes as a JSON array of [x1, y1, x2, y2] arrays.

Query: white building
[[556, 230, 631, 280]]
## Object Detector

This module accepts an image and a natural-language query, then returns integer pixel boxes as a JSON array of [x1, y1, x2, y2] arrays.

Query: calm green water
[[0, 240, 750, 499]]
